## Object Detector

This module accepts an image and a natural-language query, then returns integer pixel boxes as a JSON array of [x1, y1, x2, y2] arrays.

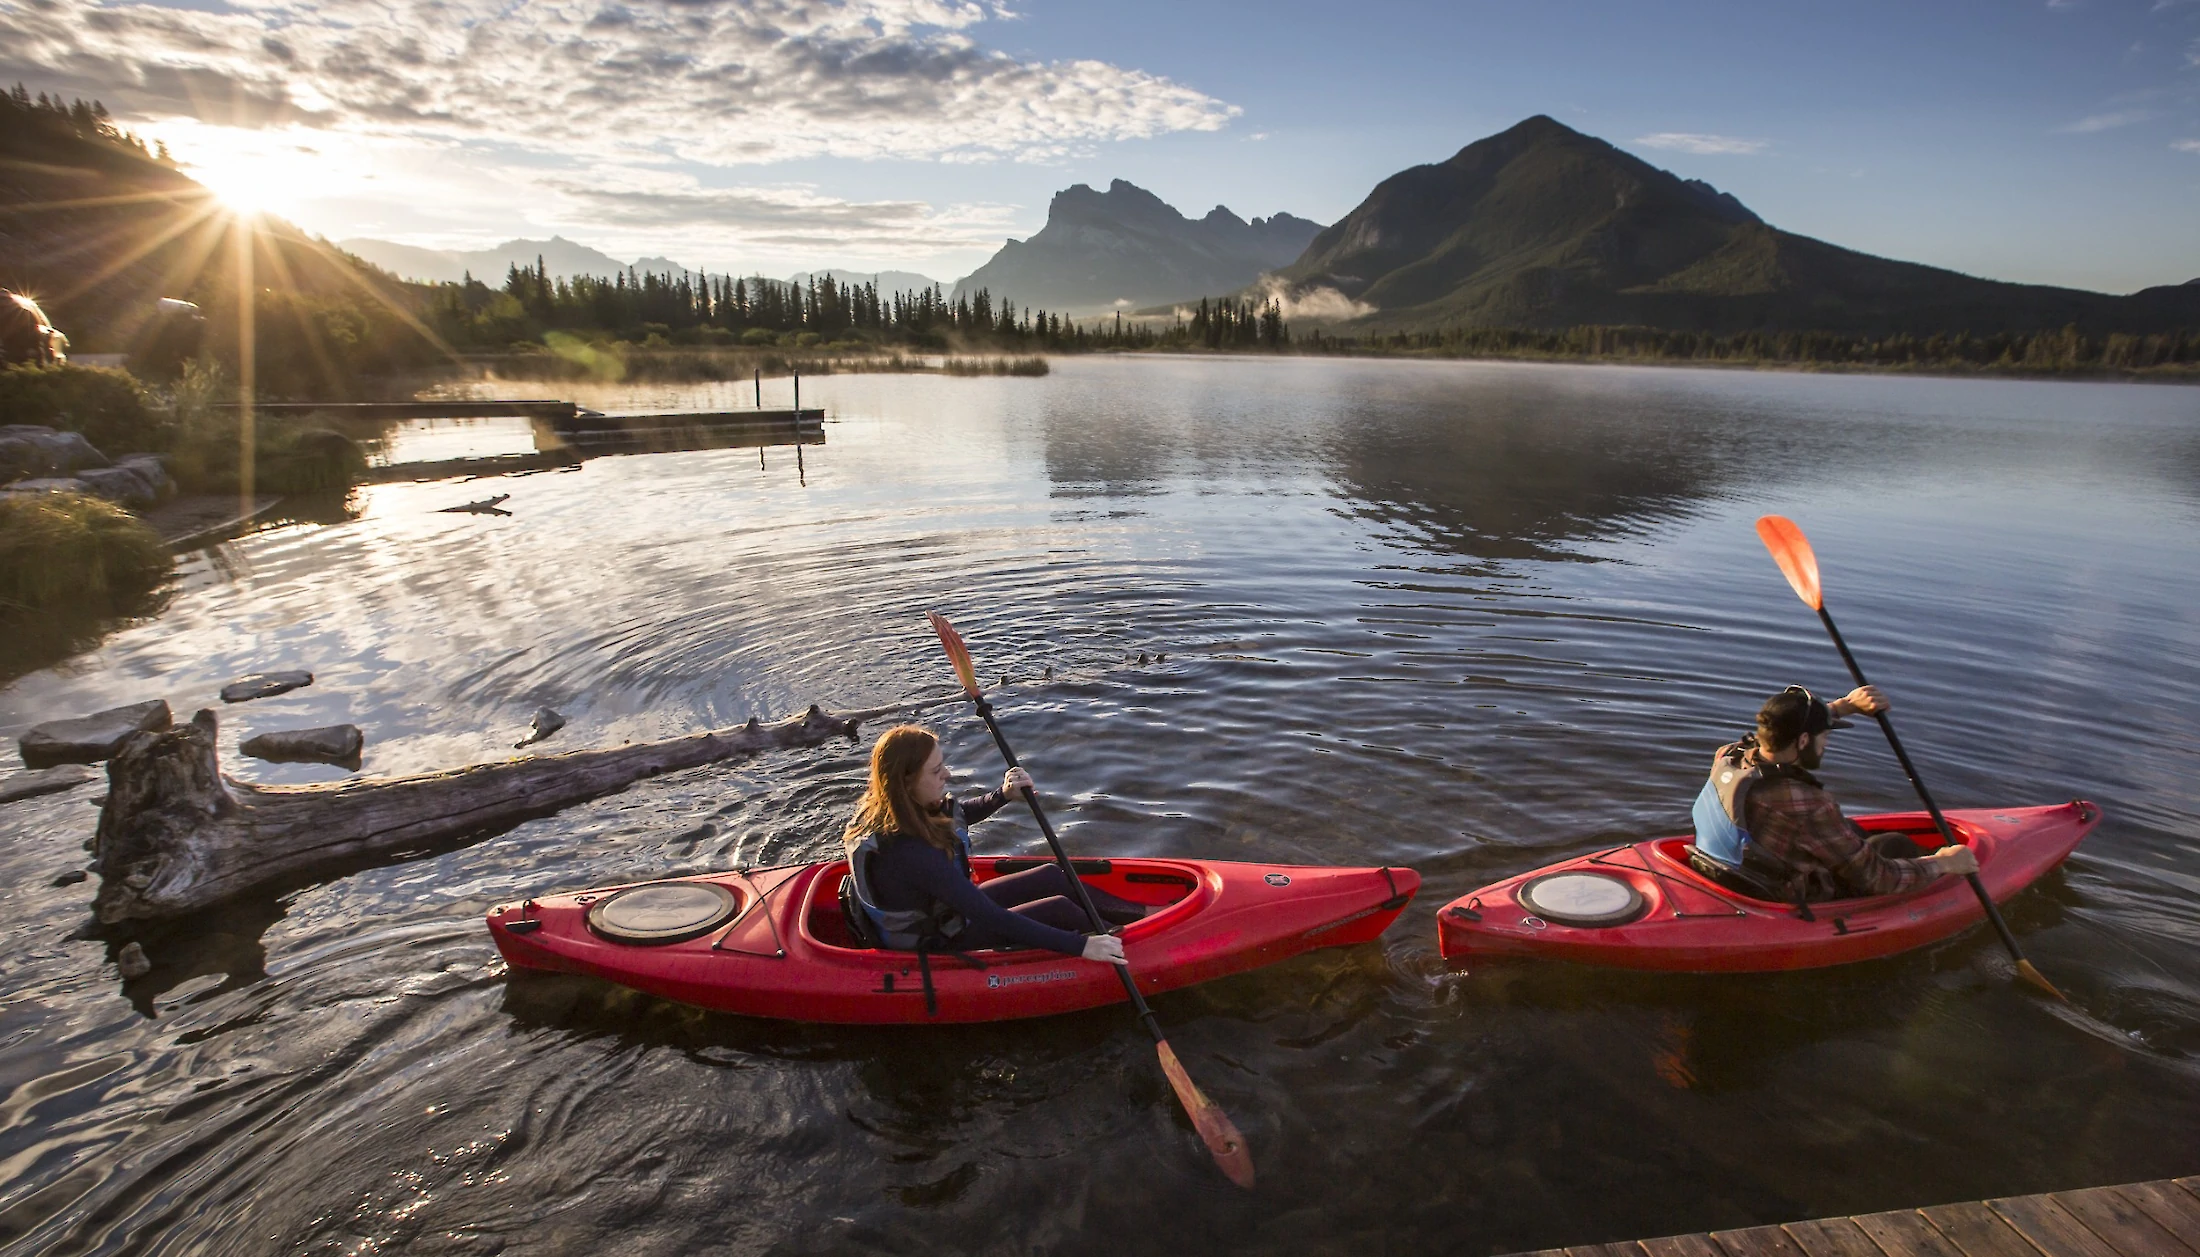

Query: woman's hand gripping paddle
[[1754, 516, 2065, 1000], [926, 612, 1255, 1188]]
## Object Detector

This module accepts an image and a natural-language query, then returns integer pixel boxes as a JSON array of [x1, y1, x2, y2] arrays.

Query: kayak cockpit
[[1644, 812, 1984, 910], [797, 856, 1210, 956]]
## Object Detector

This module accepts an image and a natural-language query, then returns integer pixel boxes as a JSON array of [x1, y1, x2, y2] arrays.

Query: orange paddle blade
[[926, 611, 982, 697], [1755, 515, 1824, 611], [1157, 1039, 1255, 1188]]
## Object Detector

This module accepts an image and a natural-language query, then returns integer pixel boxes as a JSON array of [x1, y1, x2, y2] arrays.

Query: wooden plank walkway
[[1512, 1178, 2200, 1257]]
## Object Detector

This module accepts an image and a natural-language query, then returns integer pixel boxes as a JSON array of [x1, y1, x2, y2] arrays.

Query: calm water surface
[[2, 357, 2198, 1254]]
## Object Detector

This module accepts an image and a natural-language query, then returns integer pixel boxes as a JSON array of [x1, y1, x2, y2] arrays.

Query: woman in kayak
[[840, 724, 1137, 965]]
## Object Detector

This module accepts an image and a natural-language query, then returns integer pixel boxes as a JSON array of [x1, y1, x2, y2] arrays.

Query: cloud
[[2053, 108, 2156, 132], [2175, 138, 2200, 152], [531, 168, 1017, 254], [1633, 132, 1771, 156], [0, 0, 1239, 164]]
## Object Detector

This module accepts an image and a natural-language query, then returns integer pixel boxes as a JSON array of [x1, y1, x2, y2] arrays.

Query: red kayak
[[1437, 802, 2097, 972], [490, 856, 1418, 1023]]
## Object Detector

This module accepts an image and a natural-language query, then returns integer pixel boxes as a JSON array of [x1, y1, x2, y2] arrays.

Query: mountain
[[339, 236, 643, 284], [955, 180, 1323, 315], [791, 269, 939, 294], [1269, 115, 2200, 336]]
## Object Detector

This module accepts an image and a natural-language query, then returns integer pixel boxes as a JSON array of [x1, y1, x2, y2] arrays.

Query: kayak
[[1436, 801, 2097, 973], [489, 855, 1419, 1023]]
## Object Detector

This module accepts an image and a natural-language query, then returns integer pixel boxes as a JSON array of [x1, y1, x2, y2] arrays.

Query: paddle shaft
[[1812, 606, 2035, 967], [969, 697, 1166, 1042]]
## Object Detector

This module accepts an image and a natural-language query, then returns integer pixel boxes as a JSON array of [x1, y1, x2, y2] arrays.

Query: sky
[[5, 0, 2198, 292]]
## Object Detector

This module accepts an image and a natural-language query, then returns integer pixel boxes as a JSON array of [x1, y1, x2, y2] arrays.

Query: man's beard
[[1798, 739, 1827, 771]]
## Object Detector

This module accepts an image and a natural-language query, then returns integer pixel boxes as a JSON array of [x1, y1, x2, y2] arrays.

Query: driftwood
[[90, 697, 962, 924]]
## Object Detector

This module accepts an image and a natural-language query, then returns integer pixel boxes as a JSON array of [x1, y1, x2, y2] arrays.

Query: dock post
[[754, 369, 760, 409], [793, 371, 800, 415]]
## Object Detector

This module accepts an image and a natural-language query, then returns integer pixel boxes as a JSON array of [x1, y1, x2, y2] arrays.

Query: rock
[[66, 454, 175, 508], [19, 700, 173, 769], [0, 476, 91, 499], [0, 425, 109, 480], [514, 706, 566, 748], [50, 869, 87, 886], [0, 764, 95, 804], [240, 724, 363, 768], [220, 671, 314, 703], [117, 941, 151, 979]]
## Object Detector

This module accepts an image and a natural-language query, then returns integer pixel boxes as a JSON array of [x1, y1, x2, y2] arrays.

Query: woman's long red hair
[[843, 724, 957, 853]]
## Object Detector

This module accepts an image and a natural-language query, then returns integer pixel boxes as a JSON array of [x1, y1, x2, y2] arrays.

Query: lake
[[2, 356, 2197, 1255]]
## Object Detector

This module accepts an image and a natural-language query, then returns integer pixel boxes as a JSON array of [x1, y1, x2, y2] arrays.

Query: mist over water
[[1, 357, 2197, 1254]]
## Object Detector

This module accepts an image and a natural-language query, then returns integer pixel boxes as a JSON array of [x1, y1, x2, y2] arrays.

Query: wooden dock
[[1512, 1177, 2200, 1257], [215, 399, 581, 421]]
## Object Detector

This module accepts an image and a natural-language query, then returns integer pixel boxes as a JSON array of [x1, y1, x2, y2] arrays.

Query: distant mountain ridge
[[954, 179, 1323, 315], [1268, 115, 2200, 336], [339, 236, 639, 285]]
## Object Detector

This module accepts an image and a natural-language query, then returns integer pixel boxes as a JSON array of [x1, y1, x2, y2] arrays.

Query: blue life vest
[[1691, 741, 1766, 868], [842, 800, 976, 950]]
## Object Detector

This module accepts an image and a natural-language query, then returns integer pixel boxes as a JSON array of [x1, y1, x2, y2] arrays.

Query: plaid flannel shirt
[[1743, 763, 1933, 900]]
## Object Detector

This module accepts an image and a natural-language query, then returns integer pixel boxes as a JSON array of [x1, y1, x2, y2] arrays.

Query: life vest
[[1689, 738, 1816, 869], [840, 799, 976, 951]]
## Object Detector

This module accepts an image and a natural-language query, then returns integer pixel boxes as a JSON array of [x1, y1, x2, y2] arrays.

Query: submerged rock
[[0, 764, 95, 804], [117, 942, 151, 979], [514, 706, 566, 748], [19, 700, 173, 769], [220, 671, 314, 703], [240, 724, 363, 768], [51, 869, 87, 886], [439, 493, 511, 516]]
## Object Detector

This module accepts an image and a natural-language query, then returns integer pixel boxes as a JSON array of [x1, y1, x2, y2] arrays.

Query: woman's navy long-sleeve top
[[866, 790, 1087, 956]]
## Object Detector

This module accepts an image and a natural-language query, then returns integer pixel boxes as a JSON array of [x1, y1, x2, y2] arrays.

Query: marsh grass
[[0, 492, 169, 620], [939, 356, 1050, 377]]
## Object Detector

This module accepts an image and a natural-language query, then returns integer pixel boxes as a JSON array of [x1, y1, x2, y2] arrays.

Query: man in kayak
[[839, 724, 1140, 963], [1691, 685, 1980, 902]]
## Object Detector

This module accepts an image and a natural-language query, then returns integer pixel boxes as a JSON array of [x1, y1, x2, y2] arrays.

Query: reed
[[0, 492, 169, 621]]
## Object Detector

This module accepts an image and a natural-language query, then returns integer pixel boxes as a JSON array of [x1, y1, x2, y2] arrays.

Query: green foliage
[[0, 492, 168, 621], [0, 364, 169, 454], [160, 360, 365, 493], [1292, 323, 2200, 375], [941, 356, 1050, 376]]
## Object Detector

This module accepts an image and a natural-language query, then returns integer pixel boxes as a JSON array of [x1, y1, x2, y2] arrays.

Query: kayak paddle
[[1754, 515, 2065, 1000], [926, 611, 1256, 1188]]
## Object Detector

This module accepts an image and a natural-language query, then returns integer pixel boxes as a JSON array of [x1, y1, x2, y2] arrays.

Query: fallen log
[[90, 697, 962, 924]]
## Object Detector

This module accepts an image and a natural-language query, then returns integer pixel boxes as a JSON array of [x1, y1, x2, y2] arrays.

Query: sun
[[193, 164, 275, 217]]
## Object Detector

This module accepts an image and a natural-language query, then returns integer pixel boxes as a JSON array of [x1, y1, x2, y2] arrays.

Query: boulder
[[117, 942, 151, 979], [19, 700, 173, 769], [0, 764, 94, 804], [0, 425, 109, 481], [240, 724, 363, 768], [73, 463, 166, 508], [220, 671, 314, 703]]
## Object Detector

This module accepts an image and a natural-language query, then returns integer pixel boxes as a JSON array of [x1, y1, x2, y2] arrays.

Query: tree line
[[3, 84, 173, 165], [1300, 323, 2200, 373], [425, 259, 1296, 354]]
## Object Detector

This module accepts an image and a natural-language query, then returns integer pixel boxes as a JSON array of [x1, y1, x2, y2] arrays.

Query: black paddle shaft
[[971, 698, 1167, 1043], [1814, 606, 2034, 964]]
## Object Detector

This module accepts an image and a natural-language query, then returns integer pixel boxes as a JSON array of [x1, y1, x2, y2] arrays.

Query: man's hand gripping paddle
[[1754, 516, 2064, 1000], [926, 612, 1255, 1188]]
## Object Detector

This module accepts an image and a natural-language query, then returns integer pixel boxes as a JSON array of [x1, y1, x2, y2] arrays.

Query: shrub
[[0, 492, 169, 620], [0, 364, 169, 454]]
